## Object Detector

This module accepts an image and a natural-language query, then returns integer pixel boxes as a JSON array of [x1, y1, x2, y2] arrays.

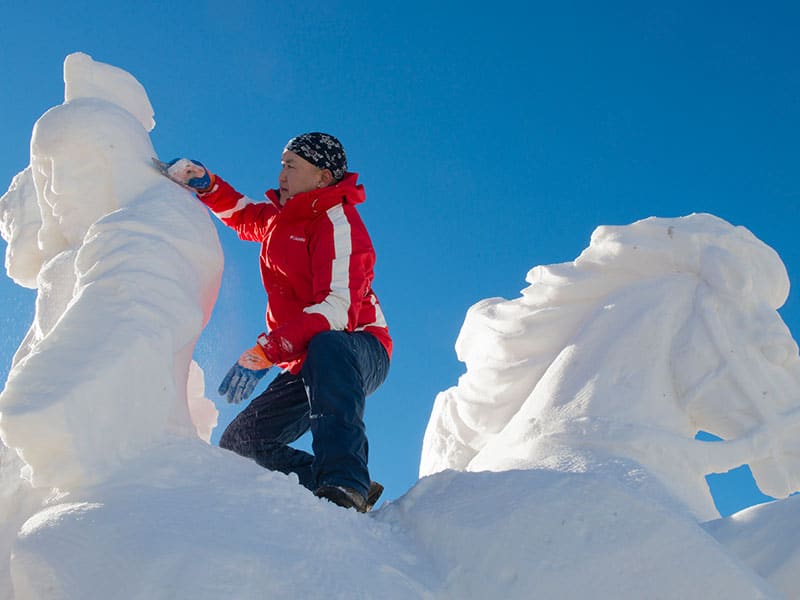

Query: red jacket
[[198, 172, 391, 373]]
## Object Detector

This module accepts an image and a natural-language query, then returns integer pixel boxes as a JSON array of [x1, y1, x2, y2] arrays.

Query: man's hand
[[218, 343, 274, 404], [153, 158, 214, 192]]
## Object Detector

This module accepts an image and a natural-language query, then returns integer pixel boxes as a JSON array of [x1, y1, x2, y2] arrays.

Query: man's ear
[[319, 169, 335, 187]]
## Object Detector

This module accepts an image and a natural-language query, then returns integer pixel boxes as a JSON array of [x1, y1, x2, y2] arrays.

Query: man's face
[[278, 150, 326, 203]]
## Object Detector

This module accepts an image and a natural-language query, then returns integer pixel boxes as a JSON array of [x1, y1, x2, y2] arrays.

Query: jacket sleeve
[[197, 176, 278, 242], [261, 203, 375, 364]]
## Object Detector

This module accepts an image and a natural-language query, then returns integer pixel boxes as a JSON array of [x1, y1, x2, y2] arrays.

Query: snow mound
[[9, 441, 435, 599], [384, 468, 779, 599], [704, 494, 800, 596], [8, 451, 783, 599]]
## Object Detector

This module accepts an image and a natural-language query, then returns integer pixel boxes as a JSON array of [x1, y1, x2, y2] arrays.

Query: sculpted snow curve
[[422, 214, 800, 519]]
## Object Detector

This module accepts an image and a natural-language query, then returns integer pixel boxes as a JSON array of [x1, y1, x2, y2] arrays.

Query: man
[[164, 133, 391, 511]]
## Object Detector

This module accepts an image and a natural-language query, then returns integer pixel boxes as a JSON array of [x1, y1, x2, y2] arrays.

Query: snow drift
[[1, 53, 800, 599]]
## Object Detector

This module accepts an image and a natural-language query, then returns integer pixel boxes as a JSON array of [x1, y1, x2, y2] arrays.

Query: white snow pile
[[1, 53, 800, 599]]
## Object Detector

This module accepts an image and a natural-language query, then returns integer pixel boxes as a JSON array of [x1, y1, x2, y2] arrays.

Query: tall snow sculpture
[[0, 52, 223, 491], [421, 214, 800, 520]]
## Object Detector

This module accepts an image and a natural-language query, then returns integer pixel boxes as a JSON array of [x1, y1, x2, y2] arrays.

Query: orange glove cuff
[[237, 342, 273, 371]]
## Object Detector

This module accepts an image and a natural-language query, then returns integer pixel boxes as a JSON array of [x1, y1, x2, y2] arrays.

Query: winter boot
[[314, 485, 368, 512], [314, 481, 385, 513], [365, 481, 384, 511]]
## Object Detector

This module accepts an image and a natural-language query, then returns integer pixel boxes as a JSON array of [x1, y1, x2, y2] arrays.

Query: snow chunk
[[64, 52, 155, 132], [187, 360, 218, 443], [0, 168, 42, 288]]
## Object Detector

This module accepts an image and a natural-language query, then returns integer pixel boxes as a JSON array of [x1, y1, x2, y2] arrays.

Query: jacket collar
[[265, 172, 364, 218]]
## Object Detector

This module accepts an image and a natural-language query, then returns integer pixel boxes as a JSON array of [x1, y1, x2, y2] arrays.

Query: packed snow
[[1, 53, 799, 599]]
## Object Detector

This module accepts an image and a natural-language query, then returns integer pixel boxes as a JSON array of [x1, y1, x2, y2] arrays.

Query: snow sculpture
[[0, 52, 223, 491], [421, 214, 800, 520]]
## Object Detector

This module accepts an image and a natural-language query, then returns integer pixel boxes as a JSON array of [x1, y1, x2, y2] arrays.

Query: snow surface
[[1, 53, 800, 599]]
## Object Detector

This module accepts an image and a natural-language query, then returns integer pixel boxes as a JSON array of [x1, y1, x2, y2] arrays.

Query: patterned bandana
[[284, 132, 348, 181]]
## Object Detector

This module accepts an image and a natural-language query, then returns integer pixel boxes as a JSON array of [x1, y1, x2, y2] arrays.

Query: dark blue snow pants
[[219, 331, 389, 497]]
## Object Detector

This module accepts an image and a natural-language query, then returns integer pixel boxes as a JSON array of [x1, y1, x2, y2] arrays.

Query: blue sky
[[0, 1, 798, 516]]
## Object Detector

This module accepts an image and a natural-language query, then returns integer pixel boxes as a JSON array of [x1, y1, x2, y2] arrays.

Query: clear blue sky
[[0, 1, 798, 516]]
